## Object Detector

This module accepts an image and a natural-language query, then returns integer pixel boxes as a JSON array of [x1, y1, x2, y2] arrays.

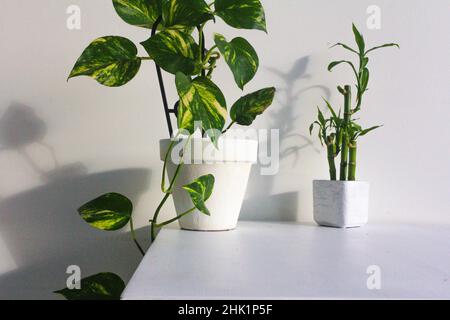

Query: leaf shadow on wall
[[240, 57, 330, 222], [0, 102, 151, 299]]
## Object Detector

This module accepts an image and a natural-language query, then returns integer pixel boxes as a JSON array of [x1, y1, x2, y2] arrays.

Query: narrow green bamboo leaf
[[358, 125, 382, 137], [54, 272, 125, 300], [68, 36, 141, 87], [141, 29, 201, 75], [352, 23, 365, 54], [322, 98, 338, 120], [214, 33, 259, 90], [112, 0, 161, 28], [215, 0, 267, 32], [162, 0, 213, 28], [328, 60, 356, 73], [361, 68, 369, 91], [230, 87, 276, 126], [78, 193, 132, 231], [183, 174, 215, 216], [317, 107, 325, 125], [366, 43, 400, 55], [175, 73, 227, 144], [331, 42, 359, 54]]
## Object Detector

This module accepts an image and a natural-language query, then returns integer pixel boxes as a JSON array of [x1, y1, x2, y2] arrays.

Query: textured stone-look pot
[[313, 180, 370, 228], [160, 138, 258, 231]]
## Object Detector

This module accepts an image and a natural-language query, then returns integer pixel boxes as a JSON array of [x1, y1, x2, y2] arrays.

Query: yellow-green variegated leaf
[[177, 101, 194, 133], [54, 272, 125, 300], [78, 193, 132, 231], [183, 174, 215, 216], [141, 29, 201, 75], [162, 0, 213, 28], [214, 33, 259, 90], [230, 87, 276, 126], [175, 73, 227, 144], [214, 0, 267, 32], [68, 36, 141, 87], [112, 0, 161, 29]]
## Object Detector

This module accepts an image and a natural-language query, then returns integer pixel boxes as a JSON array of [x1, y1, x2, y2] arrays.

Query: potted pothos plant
[[310, 24, 398, 228], [55, 0, 275, 299]]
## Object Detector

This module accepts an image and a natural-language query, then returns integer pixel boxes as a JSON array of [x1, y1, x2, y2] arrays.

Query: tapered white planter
[[160, 138, 258, 231], [313, 180, 370, 228]]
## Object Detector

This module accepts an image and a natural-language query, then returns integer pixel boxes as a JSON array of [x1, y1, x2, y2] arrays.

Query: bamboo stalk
[[348, 140, 357, 181], [339, 85, 352, 181], [326, 141, 337, 180]]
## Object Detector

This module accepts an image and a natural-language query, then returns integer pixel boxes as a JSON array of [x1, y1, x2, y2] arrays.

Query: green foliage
[[215, 0, 267, 32], [141, 29, 202, 75], [162, 0, 213, 28], [311, 24, 398, 181], [214, 33, 259, 90], [78, 193, 133, 231], [230, 87, 276, 125], [113, 0, 161, 28], [175, 72, 227, 145], [68, 36, 141, 87], [55, 272, 125, 300], [183, 174, 215, 216]]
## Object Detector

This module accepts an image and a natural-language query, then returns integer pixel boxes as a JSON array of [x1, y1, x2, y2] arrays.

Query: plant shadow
[[0, 102, 152, 299], [240, 56, 330, 222]]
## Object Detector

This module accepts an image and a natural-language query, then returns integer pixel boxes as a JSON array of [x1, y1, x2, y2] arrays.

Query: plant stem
[[155, 207, 196, 228], [326, 144, 337, 180], [222, 121, 235, 134], [339, 85, 352, 181], [348, 140, 357, 181], [129, 217, 145, 256], [198, 25, 206, 77], [151, 192, 171, 242]]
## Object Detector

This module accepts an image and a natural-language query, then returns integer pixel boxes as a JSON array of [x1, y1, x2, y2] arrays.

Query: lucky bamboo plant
[[310, 24, 398, 181], [55, 0, 275, 299]]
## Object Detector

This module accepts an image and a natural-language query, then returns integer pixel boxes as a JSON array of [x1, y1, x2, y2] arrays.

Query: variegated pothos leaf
[[183, 174, 215, 216], [214, 0, 267, 32], [112, 0, 162, 29], [141, 29, 201, 75], [54, 272, 125, 300], [214, 33, 259, 90], [162, 0, 213, 28], [68, 36, 141, 87], [230, 87, 276, 125], [175, 73, 227, 144], [78, 193, 132, 231]]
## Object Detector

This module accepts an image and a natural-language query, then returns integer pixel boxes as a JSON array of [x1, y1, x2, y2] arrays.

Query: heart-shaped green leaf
[[68, 36, 141, 87], [230, 87, 276, 126], [215, 0, 267, 32], [162, 0, 213, 28], [54, 272, 125, 300], [183, 174, 215, 216], [112, 0, 162, 29], [175, 72, 227, 144], [214, 33, 259, 90], [352, 23, 365, 54], [141, 29, 201, 75], [78, 193, 132, 231]]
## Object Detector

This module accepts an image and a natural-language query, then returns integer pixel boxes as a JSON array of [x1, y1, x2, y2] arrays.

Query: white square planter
[[313, 180, 370, 228]]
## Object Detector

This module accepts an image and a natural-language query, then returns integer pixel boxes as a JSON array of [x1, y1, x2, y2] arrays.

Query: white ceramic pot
[[313, 180, 370, 228], [160, 137, 258, 231]]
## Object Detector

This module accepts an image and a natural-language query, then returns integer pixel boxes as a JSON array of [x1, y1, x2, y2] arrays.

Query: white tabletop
[[121, 222, 450, 300]]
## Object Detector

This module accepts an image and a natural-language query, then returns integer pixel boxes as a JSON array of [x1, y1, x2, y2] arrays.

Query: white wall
[[0, 0, 449, 299]]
